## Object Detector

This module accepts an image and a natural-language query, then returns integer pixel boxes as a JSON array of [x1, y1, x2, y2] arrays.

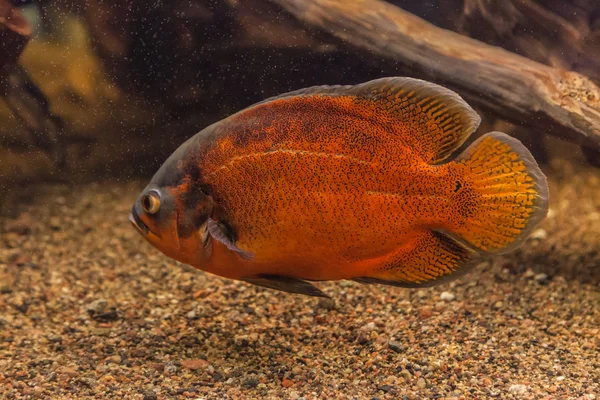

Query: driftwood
[[269, 0, 600, 152], [387, 0, 600, 84], [457, 0, 600, 84]]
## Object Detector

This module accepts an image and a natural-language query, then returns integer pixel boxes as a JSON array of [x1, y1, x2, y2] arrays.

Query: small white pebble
[[584, 394, 596, 400], [556, 376, 566, 381], [534, 273, 549, 283], [508, 384, 527, 393], [530, 228, 548, 240], [361, 322, 376, 332], [150, 307, 164, 317], [523, 269, 535, 279], [440, 291, 455, 301], [416, 377, 426, 389]]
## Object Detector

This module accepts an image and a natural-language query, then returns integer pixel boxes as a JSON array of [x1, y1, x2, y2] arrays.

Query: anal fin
[[352, 230, 479, 288], [241, 275, 329, 298]]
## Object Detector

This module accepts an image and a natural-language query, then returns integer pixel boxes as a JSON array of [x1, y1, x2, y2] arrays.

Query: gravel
[[0, 158, 599, 399]]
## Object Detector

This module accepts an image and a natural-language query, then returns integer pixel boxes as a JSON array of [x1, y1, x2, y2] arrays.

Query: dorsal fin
[[252, 77, 481, 164]]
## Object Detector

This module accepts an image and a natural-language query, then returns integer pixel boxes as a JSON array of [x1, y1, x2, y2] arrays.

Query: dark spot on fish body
[[454, 181, 462, 192]]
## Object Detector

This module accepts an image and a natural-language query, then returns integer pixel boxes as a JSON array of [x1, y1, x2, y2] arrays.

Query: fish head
[[130, 184, 181, 260], [129, 135, 213, 265]]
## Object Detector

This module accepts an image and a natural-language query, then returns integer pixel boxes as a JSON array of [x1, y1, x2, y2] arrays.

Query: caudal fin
[[451, 131, 549, 254]]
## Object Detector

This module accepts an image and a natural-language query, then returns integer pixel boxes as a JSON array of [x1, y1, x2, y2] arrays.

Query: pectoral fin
[[201, 222, 212, 259], [206, 218, 254, 261], [241, 274, 329, 298]]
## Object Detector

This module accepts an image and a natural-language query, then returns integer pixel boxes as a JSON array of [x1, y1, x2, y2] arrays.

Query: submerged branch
[[269, 0, 600, 149]]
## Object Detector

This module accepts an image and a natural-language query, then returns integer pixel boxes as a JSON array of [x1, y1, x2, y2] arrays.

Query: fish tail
[[449, 131, 549, 254]]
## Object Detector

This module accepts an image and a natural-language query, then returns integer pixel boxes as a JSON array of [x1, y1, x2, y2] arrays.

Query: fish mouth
[[129, 205, 149, 235]]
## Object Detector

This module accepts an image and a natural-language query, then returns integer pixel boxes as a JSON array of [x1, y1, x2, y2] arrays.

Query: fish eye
[[141, 191, 161, 214]]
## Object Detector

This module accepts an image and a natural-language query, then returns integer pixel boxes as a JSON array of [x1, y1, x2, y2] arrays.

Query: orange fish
[[129, 77, 548, 297]]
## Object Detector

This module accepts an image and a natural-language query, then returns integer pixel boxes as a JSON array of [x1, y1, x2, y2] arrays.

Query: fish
[[129, 77, 549, 298]]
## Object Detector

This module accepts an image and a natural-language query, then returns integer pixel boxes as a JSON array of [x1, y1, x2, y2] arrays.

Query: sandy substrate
[[0, 157, 598, 400]]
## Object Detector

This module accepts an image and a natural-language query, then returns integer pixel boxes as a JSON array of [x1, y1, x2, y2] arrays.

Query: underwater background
[[0, 1, 599, 399]]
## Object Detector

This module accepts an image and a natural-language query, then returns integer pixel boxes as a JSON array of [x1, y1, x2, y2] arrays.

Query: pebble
[[377, 384, 394, 393], [316, 298, 336, 310], [186, 310, 197, 319], [361, 322, 376, 332], [49, 217, 61, 230], [416, 378, 426, 389], [282, 378, 294, 388], [523, 269, 536, 279], [180, 359, 209, 370], [508, 384, 527, 393], [164, 361, 178, 374], [534, 273, 549, 284], [141, 390, 158, 400], [388, 340, 403, 353], [243, 378, 259, 389], [530, 228, 548, 240], [440, 291, 455, 301], [87, 299, 108, 314], [418, 307, 433, 319], [47, 334, 62, 343], [89, 328, 111, 336], [59, 367, 78, 376], [105, 355, 121, 364]]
